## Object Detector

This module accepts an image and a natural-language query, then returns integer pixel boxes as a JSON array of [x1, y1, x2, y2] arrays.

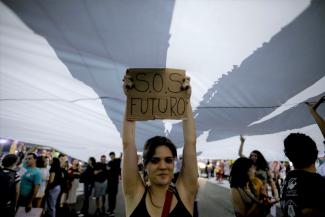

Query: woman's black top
[[129, 185, 192, 217]]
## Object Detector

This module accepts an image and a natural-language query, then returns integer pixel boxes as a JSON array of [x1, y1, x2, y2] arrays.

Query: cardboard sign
[[15, 207, 43, 217], [125, 68, 188, 120]]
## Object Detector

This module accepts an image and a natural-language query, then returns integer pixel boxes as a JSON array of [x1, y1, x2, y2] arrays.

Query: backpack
[[0, 168, 16, 209]]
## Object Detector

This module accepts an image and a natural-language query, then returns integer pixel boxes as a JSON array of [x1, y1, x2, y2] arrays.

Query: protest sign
[[125, 68, 188, 120]]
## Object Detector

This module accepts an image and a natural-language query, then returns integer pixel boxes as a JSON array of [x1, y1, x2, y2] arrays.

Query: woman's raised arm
[[177, 77, 198, 196], [122, 76, 144, 197]]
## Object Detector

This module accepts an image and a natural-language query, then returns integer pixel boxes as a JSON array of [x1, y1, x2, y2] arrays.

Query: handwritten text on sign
[[126, 68, 187, 120]]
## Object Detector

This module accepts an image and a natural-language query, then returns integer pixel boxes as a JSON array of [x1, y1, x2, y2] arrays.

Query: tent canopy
[[1, 0, 324, 161]]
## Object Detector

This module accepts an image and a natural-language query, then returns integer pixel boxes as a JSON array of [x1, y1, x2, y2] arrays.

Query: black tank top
[[129, 185, 192, 217]]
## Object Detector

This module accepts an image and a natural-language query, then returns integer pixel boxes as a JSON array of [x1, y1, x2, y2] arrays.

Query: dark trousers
[[81, 183, 93, 214], [107, 181, 118, 212]]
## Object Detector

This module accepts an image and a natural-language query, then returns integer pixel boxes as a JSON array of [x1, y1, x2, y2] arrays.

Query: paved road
[[197, 178, 234, 217]]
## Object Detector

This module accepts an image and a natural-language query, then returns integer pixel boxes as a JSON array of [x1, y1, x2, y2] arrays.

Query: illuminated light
[[0, 139, 9, 144]]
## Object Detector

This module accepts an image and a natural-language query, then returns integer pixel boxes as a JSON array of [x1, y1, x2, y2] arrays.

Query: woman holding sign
[[122, 75, 197, 217]]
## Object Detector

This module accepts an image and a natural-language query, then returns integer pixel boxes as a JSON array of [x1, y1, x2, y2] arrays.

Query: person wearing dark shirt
[[93, 155, 107, 215], [44, 157, 62, 217], [281, 133, 325, 217], [0, 154, 20, 217], [79, 157, 95, 217], [106, 152, 121, 216], [57, 153, 69, 211]]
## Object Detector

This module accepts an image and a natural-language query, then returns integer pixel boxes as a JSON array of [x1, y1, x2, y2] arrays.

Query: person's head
[[58, 154, 67, 168], [100, 155, 107, 163], [284, 133, 318, 169], [2, 154, 18, 168], [88, 157, 96, 167], [109, 152, 115, 160], [51, 157, 61, 171], [36, 156, 47, 168], [249, 150, 268, 170], [26, 153, 37, 167], [143, 136, 177, 186], [230, 157, 255, 188], [72, 159, 79, 167]]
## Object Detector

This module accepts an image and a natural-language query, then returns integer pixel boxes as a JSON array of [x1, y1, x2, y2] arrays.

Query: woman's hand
[[240, 135, 245, 144], [123, 74, 134, 95], [181, 76, 191, 99]]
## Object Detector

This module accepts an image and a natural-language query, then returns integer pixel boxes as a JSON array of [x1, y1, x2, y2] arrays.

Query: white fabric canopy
[[1, 0, 324, 161]]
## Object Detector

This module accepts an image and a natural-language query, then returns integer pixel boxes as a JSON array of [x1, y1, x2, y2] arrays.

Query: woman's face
[[72, 159, 79, 166], [249, 152, 258, 163], [248, 165, 256, 180], [88, 159, 93, 166], [146, 146, 175, 186]]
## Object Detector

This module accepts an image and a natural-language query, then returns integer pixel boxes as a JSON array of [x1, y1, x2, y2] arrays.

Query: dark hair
[[2, 154, 18, 168], [58, 153, 66, 158], [230, 157, 254, 188], [27, 152, 37, 159], [250, 150, 269, 171], [284, 133, 318, 169], [36, 156, 46, 168], [50, 157, 61, 171], [143, 136, 177, 166], [88, 157, 96, 167], [109, 152, 115, 156]]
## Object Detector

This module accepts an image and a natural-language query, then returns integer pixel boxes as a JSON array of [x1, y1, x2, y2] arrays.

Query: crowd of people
[[1, 76, 324, 217], [229, 96, 325, 217], [0, 149, 121, 217]]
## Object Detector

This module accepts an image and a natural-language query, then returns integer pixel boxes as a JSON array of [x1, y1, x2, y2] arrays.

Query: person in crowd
[[15, 156, 27, 177], [211, 160, 216, 178], [223, 160, 231, 181], [230, 157, 274, 217], [34, 156, 49, 208], [79, 157, 96, 217], [205, 160, 212, 178], [44, 157, 62, 217], [238, 135, 279, 202], [106, 152, 121, 216], [18, 153, 41, 213], [66, 159, 81, 213], [284, 161, 291, 176], [93, 155, 108, 215], [0, 154, 20, 217], [17, 144, 26, 165], [58, 153, 69, 209], [216, 160, 224, 183], [281, 133, 325, 217], [122, 75, 197, 217]]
